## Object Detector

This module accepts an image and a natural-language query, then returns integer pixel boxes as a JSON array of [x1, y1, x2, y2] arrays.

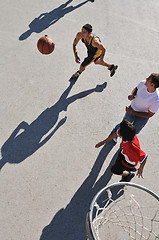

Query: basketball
[[37, 35, 55, 55]]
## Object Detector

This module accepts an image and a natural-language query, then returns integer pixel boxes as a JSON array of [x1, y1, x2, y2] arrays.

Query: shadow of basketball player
[[40, 145, 122, 240], [19, 0, 89, 40], [0, 81, 107, 170]]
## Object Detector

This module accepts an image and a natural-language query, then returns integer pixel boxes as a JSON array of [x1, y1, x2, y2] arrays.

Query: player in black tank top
[[72, 24, 118, 80], [81, 33, 100, 56]]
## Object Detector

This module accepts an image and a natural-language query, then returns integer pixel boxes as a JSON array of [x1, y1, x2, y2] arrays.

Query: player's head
[[82, 24, 92, 38], [119, 120, 136, 142], [149, 73, 159, 89]]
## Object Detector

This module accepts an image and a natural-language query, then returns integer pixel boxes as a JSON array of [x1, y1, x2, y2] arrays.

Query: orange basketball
[[37, 35, 55, 55]]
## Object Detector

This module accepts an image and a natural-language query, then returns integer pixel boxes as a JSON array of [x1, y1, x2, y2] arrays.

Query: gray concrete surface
[[0, 0, 159, 239]]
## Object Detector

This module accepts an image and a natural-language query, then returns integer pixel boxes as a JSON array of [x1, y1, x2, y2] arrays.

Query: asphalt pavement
[[0, 0, 159, 239]]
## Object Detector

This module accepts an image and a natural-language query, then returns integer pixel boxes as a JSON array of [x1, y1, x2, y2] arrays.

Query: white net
[[87, 183, 159, 240]]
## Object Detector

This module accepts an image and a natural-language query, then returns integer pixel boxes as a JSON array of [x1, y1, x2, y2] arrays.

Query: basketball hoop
[[86, 182, 159, 240]]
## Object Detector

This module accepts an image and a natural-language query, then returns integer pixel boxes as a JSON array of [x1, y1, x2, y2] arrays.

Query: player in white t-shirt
[[114, 73, 159, 136]]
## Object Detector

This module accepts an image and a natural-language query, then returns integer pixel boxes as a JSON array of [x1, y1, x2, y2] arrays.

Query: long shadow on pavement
[[0, 80, 107, 170], [40, 143, 121, 240], [19, 0, 90, 40]]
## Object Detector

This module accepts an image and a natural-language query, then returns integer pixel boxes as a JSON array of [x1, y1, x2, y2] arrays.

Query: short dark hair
[[150, 73, 159, 88], [119, 120, 136, 142], [82, 24, 93, 33]]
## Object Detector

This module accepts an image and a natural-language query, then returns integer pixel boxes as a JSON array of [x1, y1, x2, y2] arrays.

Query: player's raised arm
[[73, 32, 82, 63]]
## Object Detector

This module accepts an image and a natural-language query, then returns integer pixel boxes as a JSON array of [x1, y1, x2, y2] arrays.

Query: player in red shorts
[[95, 120, 147, 182]]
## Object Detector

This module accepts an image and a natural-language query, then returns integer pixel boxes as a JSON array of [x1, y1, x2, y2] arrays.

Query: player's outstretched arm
[[95, 132, 117, 148], [73, 32, 82, 63]]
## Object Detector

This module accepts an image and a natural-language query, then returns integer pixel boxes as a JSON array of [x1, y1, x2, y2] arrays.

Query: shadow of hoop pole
[[40, 141, 118, 240]]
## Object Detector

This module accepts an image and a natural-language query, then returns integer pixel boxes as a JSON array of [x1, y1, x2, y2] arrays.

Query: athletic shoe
[[71, 71, 81, 79], [125, 172, 135, 182], [120, 175, 127, 182], [109, 65, 118, 77]]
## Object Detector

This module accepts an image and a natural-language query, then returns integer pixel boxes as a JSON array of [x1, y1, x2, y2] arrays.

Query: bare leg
[[79, 64, 85, 73], [94, 58, 118, 77], [94, 58, 111, 68], [71, 64, 85, 79], [122, 171, 129, 177]]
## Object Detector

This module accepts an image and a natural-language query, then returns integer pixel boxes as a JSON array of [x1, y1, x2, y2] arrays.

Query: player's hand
[[128, 94, 135, 101], [136, 168, 144, 178], [75, 55, 80, 63], [126, 106, 134, 114], [95, 141, 104, 148]]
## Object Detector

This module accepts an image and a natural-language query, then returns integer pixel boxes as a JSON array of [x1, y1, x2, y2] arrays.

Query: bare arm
[[126, 106, 155, 118], [95, 132, 117, 148], [136, 158, 147, 178], [93, 38, 106, 61], [128, 87, 138, 101], [73, 32, 82, 63]]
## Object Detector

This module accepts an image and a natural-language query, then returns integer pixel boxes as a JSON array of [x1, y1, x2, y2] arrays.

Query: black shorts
[[81, 55, 101, 68], [111, 151, 135, 175]]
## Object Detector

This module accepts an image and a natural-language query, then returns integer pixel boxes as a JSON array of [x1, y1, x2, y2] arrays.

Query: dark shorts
[[81, 55, 101, 68], [111, 151, 135, 175]]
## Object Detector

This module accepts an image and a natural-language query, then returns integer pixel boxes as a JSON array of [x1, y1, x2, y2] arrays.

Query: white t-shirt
[[131, 80, 159, 113]]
